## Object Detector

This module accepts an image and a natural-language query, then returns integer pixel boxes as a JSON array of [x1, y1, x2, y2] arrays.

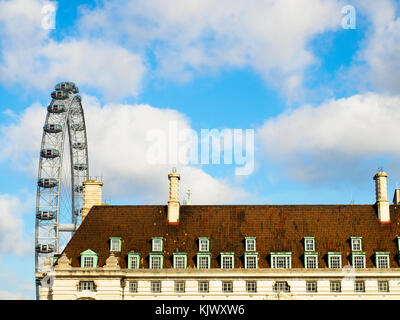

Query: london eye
[[35, 82, 89, 298]]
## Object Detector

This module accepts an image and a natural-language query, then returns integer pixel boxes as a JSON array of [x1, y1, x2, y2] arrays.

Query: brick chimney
[[82, 179, 103, 221], [374, 171, 390, 223], [167, 168, 180, 225]]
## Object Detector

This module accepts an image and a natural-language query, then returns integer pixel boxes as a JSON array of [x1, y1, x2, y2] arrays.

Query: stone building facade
[[36, 171, 400, 300]]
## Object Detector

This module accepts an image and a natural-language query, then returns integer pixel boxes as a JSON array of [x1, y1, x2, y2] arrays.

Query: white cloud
[[0, 195, 31, 256], [0, 290, 30, 300], [258, 92, 400, 183], [350, 0, 400, 94], [0, 0, 145, 99], [0, 96, 248, 204], [78, 0, 345, 98]]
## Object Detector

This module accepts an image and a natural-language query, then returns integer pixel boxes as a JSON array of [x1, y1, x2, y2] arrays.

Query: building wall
[[37, 268, 400, 300]]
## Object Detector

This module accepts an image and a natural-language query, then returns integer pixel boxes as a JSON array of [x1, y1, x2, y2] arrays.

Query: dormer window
[[109, 237, 121, 252], [127, 253, 140, 269], [351, 237, 362, 251], [304, 237, 315, 251], [152, 237, 163, 252], [80, 249, 98, 268], [199, 238, 209, 252], [304, 252, 318, 268], [375, 252, 390, 268], [245, 237, 256, 252], [221, 253, 234, 269], [352, 252, 366, 268], [271, 252, 292, 269], [173, 253, 187, 269]]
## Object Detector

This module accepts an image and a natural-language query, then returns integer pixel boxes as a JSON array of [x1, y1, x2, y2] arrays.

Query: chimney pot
[[167, 170, 180, 224], [373, 171, 390, 222]]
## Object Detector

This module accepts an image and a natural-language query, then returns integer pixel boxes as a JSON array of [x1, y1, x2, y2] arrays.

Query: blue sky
[[1, 0, 400, 299]]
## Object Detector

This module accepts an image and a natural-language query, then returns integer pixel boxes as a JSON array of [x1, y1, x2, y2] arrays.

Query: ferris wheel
[[35, 82, 89, 297]]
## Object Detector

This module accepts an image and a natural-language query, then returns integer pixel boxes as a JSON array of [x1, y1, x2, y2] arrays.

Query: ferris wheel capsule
[[73, 164, 88, 171], [36, 210, 56, 220], [43, 123, 62, 133], [40, 148, 60, 158], [47, 104, 66, 113], [38, 178, 58, 188], [70, 123, 84, 131], [51, 90, 69, 100], [35, 244, 55, 253], [74, 185, 84, 193], [55, 82, 79, 94], [72, 142, 86, 150]]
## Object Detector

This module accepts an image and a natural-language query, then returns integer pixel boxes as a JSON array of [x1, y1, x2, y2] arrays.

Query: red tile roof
[[61, 205, 400, 269]]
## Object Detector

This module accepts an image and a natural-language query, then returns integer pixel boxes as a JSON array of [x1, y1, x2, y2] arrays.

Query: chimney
[[373, 171, 390, 223], [393, 189, 400, 205], [167, 168, 180, 224], [82, 179, 103, 221]]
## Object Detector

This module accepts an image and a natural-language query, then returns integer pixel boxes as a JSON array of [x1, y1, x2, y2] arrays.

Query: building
[[36, 170, 400, 300]]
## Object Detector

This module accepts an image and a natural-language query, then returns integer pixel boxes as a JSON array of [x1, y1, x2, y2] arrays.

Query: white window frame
[[306, 281, 318, 293], [245, 237, 256, 252], [330, 280, 341, 293], [352, 253, 366, 268], [327, 252, 342, 269], [152, 238, 163, 252], [78, 281, 96, 292], [246, 281, 257, 293], [304, 253, 318, 268], [197, 254, 211, 269], [83, 256, 94, 268], [378, 280, 389, 292], [351, 237, 362, 251], [304, 237, 315, 252], [173, 253, 187, 269], [151, 281, 162, 293], [273, 281, 290, 293], [375, 252, 390, 268], [174, 281, 185, 293], [129, 281, 138, 293], [149, 254, 163, 269], [128, 253, 140, 269], [271, 253, 292, 269], [110, 237, 121, 252], [221, 253, 234, 269], [354, 280, 365, 293], [198, 281, 209, 293], [222, 281, 233, 293], [244, 253, 258, 269], [199, 238, 210, 252]]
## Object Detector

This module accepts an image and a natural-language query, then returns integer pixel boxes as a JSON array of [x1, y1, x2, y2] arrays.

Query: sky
[[0, 0, 400, 299]]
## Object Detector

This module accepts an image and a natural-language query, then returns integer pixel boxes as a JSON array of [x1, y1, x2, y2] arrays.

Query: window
[[306, 281, 317, 293], [128, 253, 140, 269], [273, 281, 290, 293], [173, 253, 187, 269], [149, 254, 163, 269], [80, 249, 98, 268], [199, 281, 209, 293], [83, 256, 94, 268], [328, 253, 342, 268], [376, 253, 390, 268], [175, 281, 185, 293], [78, 281, 96, 292], [378, 281, 389, 292], [151, 281, 161, 293], [199, 238, 209, 252], [352, 254, 365, 268], [271, 253, 291, 269], [222, 281, 233, 293], [197, 254, 210, 269], [109, 237, 121, 252], [221, 253, 234, 269], [330, 281, 341, 293], [246, 281, 257, 293], [354, 280, 365, 293], [304, 237, 315, 251], [129, 281, 138, 293], [351, 237, 362, 251], [244, 254, 258, 269], [245, 238, 256, 251], [304, 254, 318, 268], [152, 238, 163, 252]]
